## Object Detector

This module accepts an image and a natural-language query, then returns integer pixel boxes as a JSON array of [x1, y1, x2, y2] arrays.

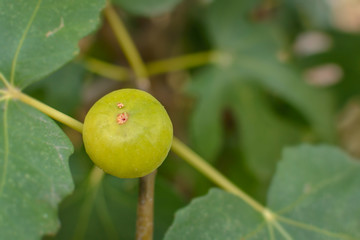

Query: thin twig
[[171, 137, 266, 213], [104, 5, 150, 90], [83, 50, 218, 82], [84, 57, 130, 81], [136, 170, 156, 240], [10, 89, 83, 133], [146, 50, 218, 76]]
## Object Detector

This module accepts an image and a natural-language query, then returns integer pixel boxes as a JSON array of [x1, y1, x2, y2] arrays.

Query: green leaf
[[204, 0, 275, 50], [229, 81, 300, 183], [112, 0, 181, 16], [203, 0, 335, 140], [0, 0, 105, 89], [188, 67, 302, 200], [233, 58, 334, 141], [268, 145, 360, 231], [165, 145, 360, 239], [165, 189, 267, 240], [188, 0, 335, 188], [48, 149, 185, 240], [0, 100, 74, 239], [0, 1, 105, 238], [188, 67, 226, 162]]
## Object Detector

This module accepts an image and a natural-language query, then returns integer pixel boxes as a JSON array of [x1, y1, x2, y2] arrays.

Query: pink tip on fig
[[117, 112, 129, 125]]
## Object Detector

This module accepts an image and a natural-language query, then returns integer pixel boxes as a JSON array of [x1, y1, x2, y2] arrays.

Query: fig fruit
[[83, 89, 173, 178]]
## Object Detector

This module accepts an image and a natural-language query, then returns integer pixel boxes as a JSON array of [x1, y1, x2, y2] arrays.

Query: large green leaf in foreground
[[0, 1, 105, 238], [0, 0, 105, 89], [165, 145, 360, 239], [0, 100, 74, 239]]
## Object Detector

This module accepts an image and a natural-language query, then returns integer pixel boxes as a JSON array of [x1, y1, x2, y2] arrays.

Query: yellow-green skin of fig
[[83, 89, 173, 178]]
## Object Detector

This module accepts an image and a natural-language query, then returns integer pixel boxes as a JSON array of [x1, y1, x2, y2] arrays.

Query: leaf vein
[[271, 220, 293, 240], [10, 0, 43, 85], [0, 99, 10, 198], [239, 221, 266, 239], [0, 72, 11, 88], [266, 221, 275, 240], [276, 168, 354, 215], [276, 215, 357, 240]]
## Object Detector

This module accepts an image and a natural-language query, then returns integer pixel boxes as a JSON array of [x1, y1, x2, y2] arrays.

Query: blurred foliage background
[[29, 0, 360, 239]]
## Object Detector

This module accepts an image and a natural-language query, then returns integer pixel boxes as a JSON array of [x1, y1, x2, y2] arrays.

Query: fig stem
[[83, 57, 129, 81], [171, 138, 266, 213], [136, 170, 156, 240], [104, 4, 150, 89], [146, 50, 219, 76], [83, 50, 219, 82], [8, 89, 83, 133]]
